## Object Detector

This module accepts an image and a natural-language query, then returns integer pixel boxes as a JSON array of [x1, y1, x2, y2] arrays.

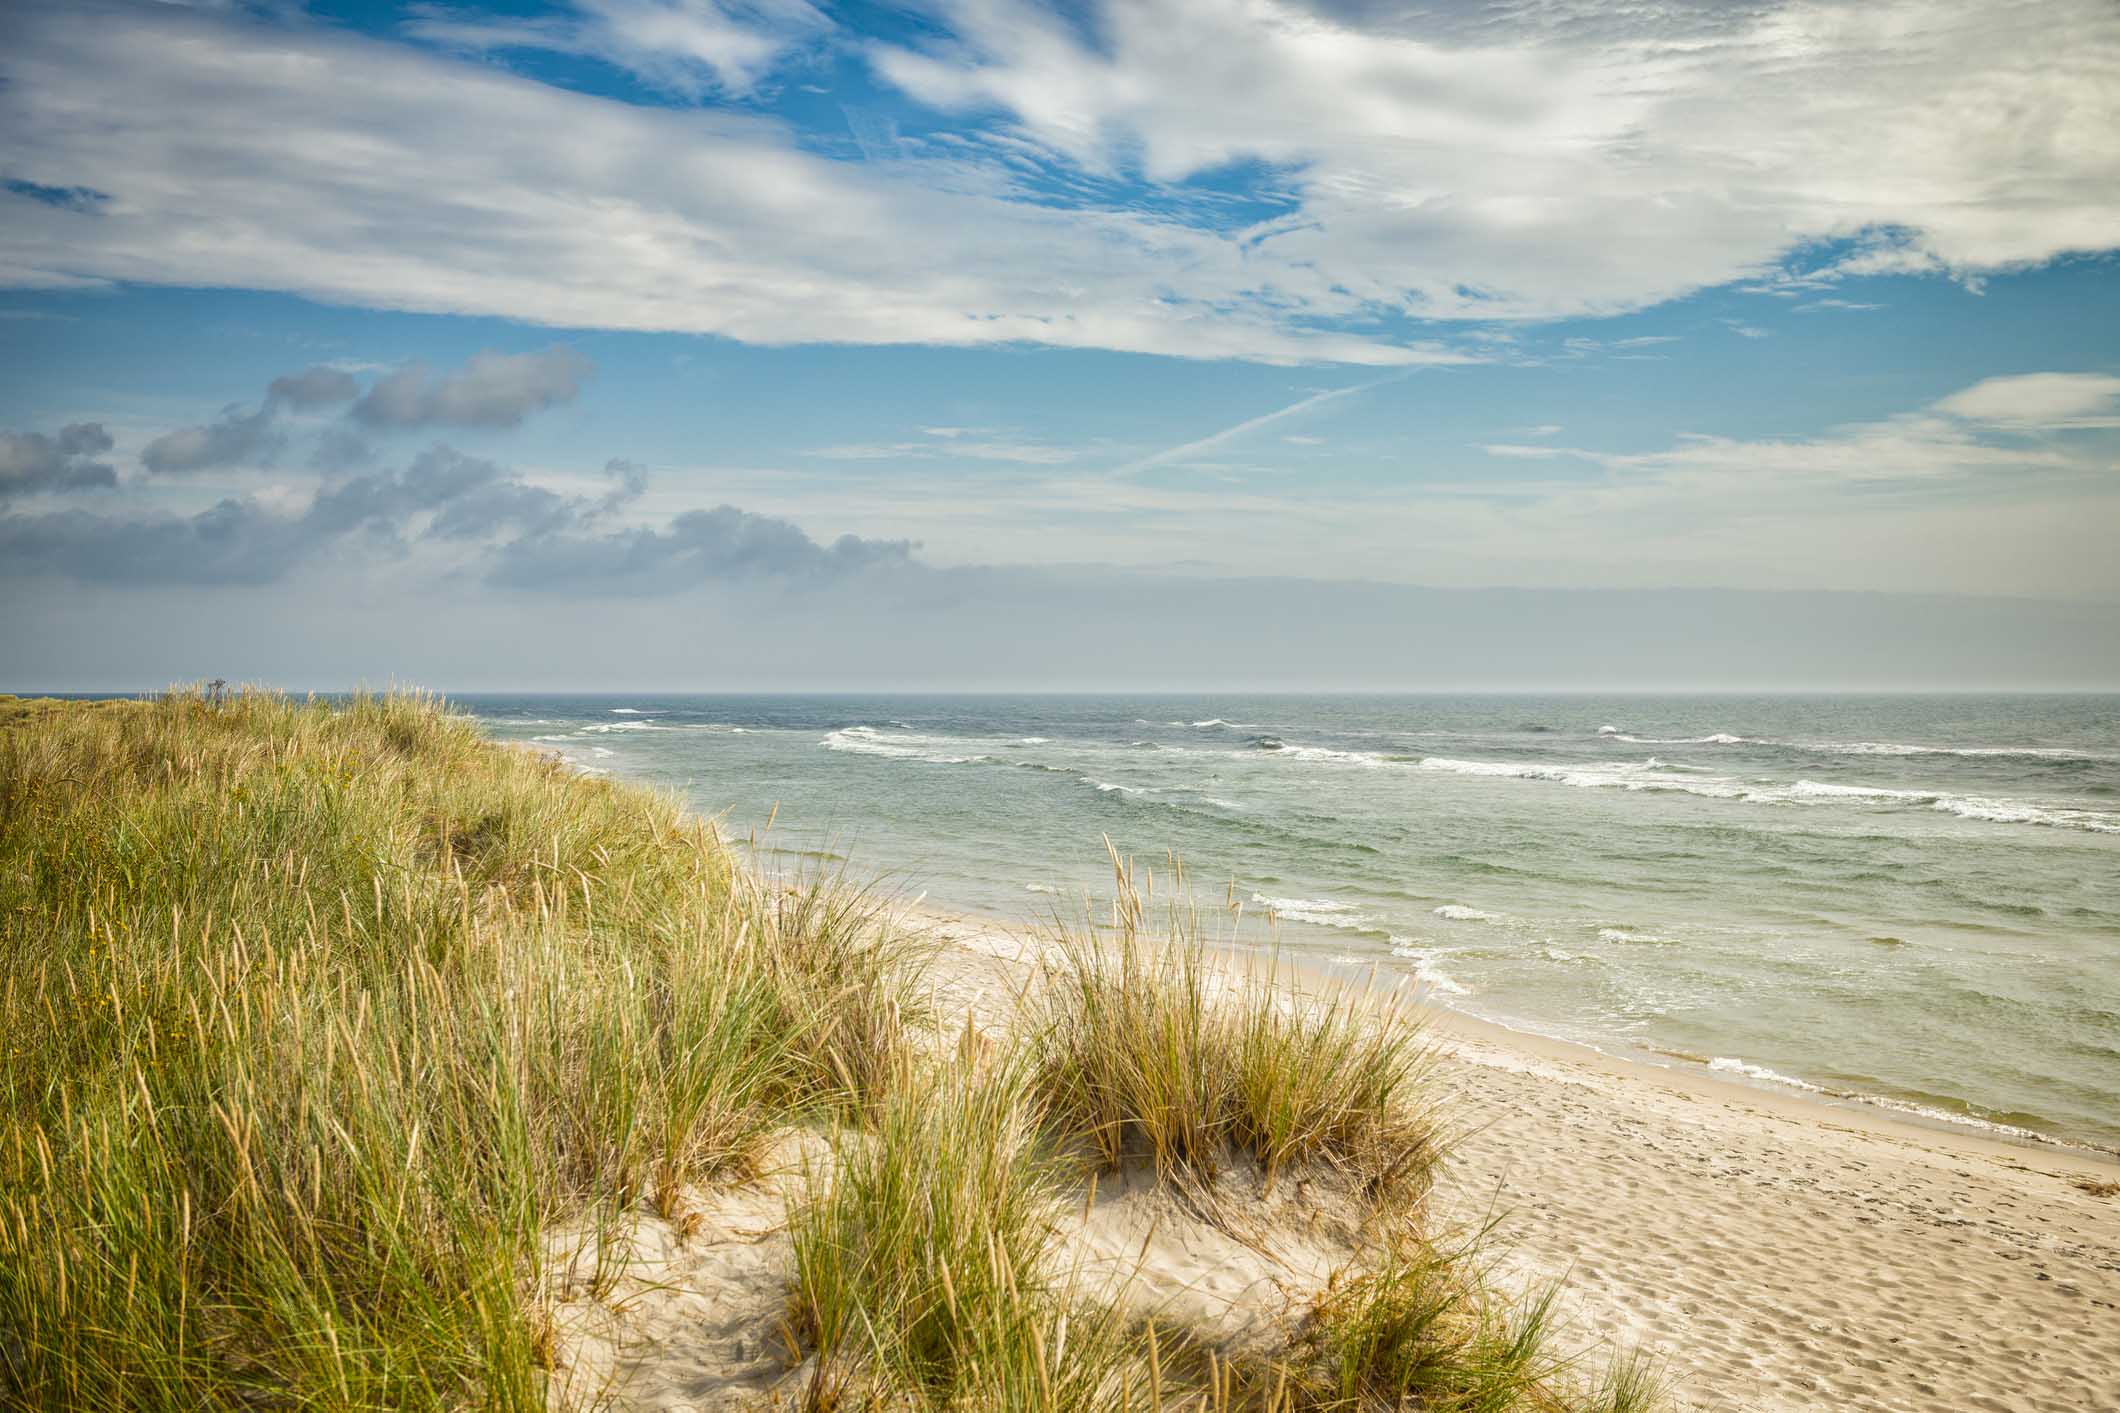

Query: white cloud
[[874, 0, 2120, 319], [407, 0, 831, 99], [0, 2, 1456, 365], [0, 0, 2115, 361], [1933, 373, 2120, 430]]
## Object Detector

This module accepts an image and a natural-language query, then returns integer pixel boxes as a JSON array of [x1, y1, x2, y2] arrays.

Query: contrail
[[1109, 374, 1406, 478]]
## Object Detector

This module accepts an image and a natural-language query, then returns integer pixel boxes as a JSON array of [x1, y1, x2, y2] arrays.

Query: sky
[[2, 0, 2117, 691]]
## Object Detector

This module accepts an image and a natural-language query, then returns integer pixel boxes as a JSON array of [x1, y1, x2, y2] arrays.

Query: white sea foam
[[1415, 756, 1746, 799], [1702, 1057, 2054, 1142], [1387, 938, 1471, 995], [1932, 796, 2120, 833], [1266, 743, 1382, 766], [1090, 779, 1141, 795], [1799, 740, 2106, 760], [1025, 882, 1061, 895], [1709, 1056, 1828, 1093], [1598, 928, 1671, 944], [1432, 904, 1499, 922], [580, 720, 661, 733], [1018, 736, 1051, 745], [821, 726, 983, 765], [610, 707, 660, 715], [1753, 781, 2120, 833], [1597, 724, 1620, 735], [1409, 755, 2119, 833], [1614, 732, 1748, 745], [1250, 893, 1374, 930], [1781, 780, 1935, 802]]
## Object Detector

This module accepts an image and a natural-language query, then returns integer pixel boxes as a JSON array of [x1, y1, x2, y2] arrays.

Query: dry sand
[[551, 909, 2120, 1412]]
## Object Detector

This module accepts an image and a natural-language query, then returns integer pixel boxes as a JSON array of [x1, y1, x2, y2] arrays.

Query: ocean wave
[[1387, 939, 1471, 995], [1709, 1056, 1828, 1093], [1598, 927, 1672, 944], [1801, 740, 2108, 760], [1261, 741, 1385, 767], [1251, 892, 1378, 931], [1614, 731, 2107, 762], [821, 725, 985, 765], [1415, 756, 1745, 798], [1409, 754, 2119, 834], [1433, 904, 1499, 922], [1025, 882, 1060, 895], [1932, 796, 2120, 834], [1756, 781, 2120, 833], [609, 707, 662, 715], [581, 720, 663, 733], [1704, 1057, 2054, 1143]]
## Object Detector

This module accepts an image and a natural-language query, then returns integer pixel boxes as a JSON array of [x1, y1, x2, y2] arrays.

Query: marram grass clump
[[0, 687, 917, 1409], [1028, 846, 1440, 1208]]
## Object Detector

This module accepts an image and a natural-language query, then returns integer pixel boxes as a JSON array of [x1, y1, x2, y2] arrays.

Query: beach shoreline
[[891, 891, 2120, 1175], [903, 899, 2120, 1412]]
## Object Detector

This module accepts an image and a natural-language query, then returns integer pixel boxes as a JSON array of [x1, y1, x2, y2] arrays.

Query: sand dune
[[554, 912, 2120, 1411]]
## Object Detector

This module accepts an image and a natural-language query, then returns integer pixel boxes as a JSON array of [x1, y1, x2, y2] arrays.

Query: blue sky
[[2, 0, 2117, 688]]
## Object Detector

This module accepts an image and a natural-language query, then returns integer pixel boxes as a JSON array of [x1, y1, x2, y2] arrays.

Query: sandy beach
[[917, 911, 2120, 1413], [542, 903, 2120, 1410]]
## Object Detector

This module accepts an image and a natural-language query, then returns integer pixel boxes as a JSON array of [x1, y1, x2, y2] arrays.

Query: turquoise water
[[464, 695, 2120, 1151]]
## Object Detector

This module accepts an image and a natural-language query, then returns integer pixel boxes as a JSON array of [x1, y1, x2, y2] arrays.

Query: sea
[[461, 694, 2120, 1154]]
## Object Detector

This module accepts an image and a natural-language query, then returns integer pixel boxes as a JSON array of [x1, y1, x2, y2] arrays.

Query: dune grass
[[789, 1057, 1139, 1409], [0, 688, 916, 1409], [0, 690, 1656, 1412], [1027, 847, 1439, 1207]]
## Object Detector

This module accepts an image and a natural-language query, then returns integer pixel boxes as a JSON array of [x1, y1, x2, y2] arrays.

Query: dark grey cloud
[[0, 423, 118, 497], [139, 349, 585, 478], [309, 445, 574, 543], [487, 506, 918, 593], [142, 362, 359, 474], [141, 406, 279, 474], [266, 364, 361, 409], [351, 348, 591, 430], [309, 424, 377, 473], [0, 499, 313, 584], [599, 457, 648, 511], [0, 438, 907, 593]]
